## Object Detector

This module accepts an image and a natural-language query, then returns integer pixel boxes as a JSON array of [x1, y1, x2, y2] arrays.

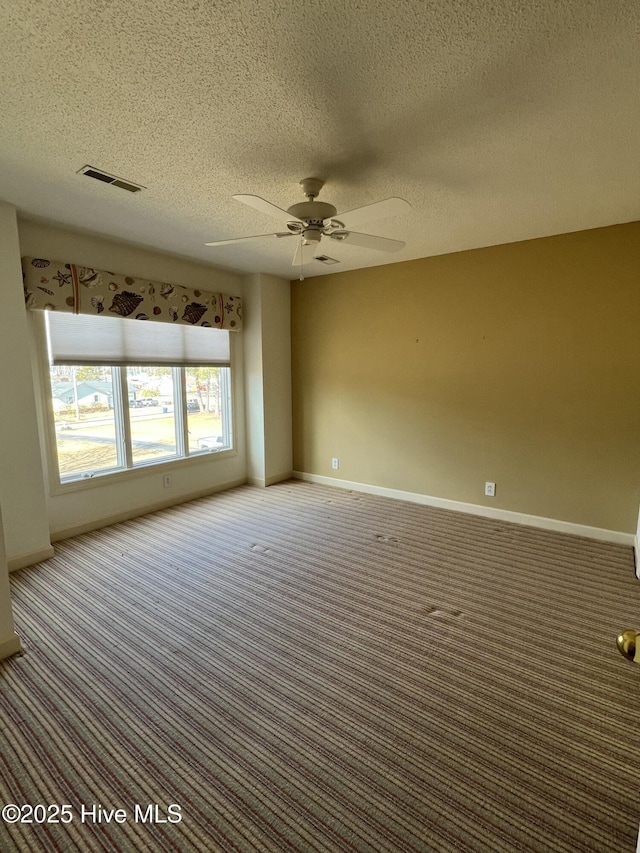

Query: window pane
[[50, 365, 120, 478], [127, 367, 178, 464], [185, 367, 232, 453]]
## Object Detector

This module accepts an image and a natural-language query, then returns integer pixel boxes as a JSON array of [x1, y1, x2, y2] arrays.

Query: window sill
[[48, 447, 238, 496]]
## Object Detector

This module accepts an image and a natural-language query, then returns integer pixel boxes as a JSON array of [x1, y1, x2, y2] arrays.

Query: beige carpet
[[1, 480, 640, 852]]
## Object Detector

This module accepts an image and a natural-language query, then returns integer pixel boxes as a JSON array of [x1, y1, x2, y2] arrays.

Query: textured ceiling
[[0, 0, 639, 279]]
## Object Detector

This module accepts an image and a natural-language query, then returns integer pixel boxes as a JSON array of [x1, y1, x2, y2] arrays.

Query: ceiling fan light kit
[[206, 177, 411, 276]]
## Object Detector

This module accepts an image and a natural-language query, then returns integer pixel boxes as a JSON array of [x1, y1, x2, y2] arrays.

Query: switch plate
[[485, 481, 496, 497]]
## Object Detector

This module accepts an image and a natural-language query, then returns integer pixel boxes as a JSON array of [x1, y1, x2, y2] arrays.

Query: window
[[49, 365, 121, 476], [44, 313, 234, 483], [185, 367, 232, 454]]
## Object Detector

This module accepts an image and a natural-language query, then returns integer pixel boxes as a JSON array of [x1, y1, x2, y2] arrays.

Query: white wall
[[243, 274, 266, 483], [0, 502, 22, 660], [635, 500, 640, 578], [261, 274, 293, 484], [17, 216, 248, 542], [243, 273, 292, 486], [0, 207, 293, 579], [0, 203, 53, 569], [0, 205, 293, 649]]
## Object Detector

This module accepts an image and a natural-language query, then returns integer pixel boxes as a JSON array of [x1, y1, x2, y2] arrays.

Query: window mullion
[[175, 367, 188, 456], [221, 367, 232, 447], [116, 367, 134, 468]]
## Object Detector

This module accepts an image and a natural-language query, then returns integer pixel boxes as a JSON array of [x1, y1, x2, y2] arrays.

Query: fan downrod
[[299, 177, 324, 200]]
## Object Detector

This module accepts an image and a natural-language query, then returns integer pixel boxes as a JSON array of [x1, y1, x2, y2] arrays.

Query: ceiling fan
[[205, 178, 411, 276]]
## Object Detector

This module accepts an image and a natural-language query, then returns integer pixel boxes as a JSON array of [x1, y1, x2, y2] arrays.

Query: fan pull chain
[[299, 235, 304, 281]]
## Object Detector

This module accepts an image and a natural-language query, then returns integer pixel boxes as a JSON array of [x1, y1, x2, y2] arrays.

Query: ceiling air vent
[[77, 165, 145, 193], [315, 255, 340, 265]]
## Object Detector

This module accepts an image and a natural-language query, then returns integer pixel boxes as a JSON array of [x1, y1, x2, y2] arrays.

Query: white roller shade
[[45, 311, 230, 366]]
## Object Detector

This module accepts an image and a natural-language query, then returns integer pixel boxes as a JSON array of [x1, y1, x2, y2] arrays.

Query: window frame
[[32, 312, 238, 494]]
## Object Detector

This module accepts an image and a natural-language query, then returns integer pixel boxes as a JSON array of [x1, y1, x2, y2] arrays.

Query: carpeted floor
[[1, 480, 640, 852]]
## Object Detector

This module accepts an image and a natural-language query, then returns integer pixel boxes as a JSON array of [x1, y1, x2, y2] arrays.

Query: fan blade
[[205, 232, 293, 247], [233, 194, 302, 222], [330, 231, 405, 252], [334, 197, 410, 228], [291, 241, 317, 267]]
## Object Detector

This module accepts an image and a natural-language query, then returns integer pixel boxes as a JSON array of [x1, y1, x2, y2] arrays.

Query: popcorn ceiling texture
[[0, 0, 638, 278]]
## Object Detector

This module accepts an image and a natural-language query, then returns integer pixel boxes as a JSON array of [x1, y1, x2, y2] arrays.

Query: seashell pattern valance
[[22, 257, 243, 331]]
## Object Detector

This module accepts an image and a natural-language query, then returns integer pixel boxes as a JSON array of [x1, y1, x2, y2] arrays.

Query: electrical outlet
[[163, 474, 171, 488], [485, 481, 496, 497], [331, 457, 340, 470]]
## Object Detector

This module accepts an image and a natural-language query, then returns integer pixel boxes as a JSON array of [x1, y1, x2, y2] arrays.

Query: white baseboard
[[0, 632, 23, 660], [8, 545, 55, 573], [293, 471, 635, 547], [51, 477, 247, 544]]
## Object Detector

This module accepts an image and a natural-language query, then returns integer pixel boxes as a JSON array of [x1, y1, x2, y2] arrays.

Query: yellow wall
[[292, 221, 640, 533]]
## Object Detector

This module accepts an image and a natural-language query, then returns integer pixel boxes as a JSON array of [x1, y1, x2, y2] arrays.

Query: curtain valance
[[22, 256, 242, 331]]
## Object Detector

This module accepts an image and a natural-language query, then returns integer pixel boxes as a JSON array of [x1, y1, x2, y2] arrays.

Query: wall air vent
[[77, 165, 145, 193], [315, 255, 340, 265]]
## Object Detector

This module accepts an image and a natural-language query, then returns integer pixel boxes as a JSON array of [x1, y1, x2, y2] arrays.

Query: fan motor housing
[[287, 200, 337, 222], [302, 228, 322, 245]]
